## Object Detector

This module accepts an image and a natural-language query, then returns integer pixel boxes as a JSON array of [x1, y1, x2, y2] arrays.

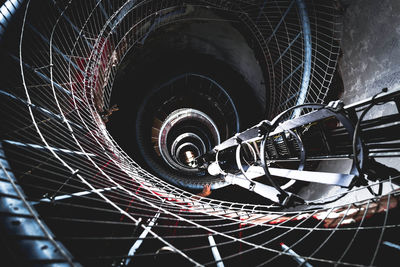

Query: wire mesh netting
[[0, 0, 399, 266]]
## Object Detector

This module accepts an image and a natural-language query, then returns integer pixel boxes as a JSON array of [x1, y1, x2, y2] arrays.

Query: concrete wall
[[340, 0, 400, 169], [340, 0, 400, 102], [299, 0, 400, 201]]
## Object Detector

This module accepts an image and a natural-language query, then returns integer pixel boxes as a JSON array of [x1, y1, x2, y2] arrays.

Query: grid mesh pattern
[[1, 0, 398, 266]]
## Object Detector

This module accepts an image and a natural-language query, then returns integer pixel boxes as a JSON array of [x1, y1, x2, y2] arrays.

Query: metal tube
[[208, 234, 225, 267]]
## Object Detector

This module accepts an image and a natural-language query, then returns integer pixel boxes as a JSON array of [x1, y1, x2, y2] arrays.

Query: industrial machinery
[[196, 89, 400, 206]]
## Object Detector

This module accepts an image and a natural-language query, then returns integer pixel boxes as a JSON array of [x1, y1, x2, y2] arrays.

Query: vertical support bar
[[124, 212, 161, 265], [293, 0, 312, 118], [280, 242, 312, 267], [208, 234, 225, 267]]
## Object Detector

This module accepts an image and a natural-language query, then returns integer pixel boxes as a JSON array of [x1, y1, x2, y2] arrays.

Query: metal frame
[[197, 89, 400, 206]]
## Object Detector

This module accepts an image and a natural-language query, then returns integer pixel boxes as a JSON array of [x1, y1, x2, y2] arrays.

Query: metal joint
[[258, 120, 271, 137], [326, 100, 344, 112]]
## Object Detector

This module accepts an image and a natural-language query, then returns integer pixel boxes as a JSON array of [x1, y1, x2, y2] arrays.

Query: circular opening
[[107, 11, 267, 190], [129, 72, 248, 189], [159, 108, 220, 172]]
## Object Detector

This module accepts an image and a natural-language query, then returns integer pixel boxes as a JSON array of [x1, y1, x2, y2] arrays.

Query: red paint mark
[[238, 223, 243, 254], [90, 158, 112, 181], [120, 185, 142, 222], [172, 209, 183, 236]]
